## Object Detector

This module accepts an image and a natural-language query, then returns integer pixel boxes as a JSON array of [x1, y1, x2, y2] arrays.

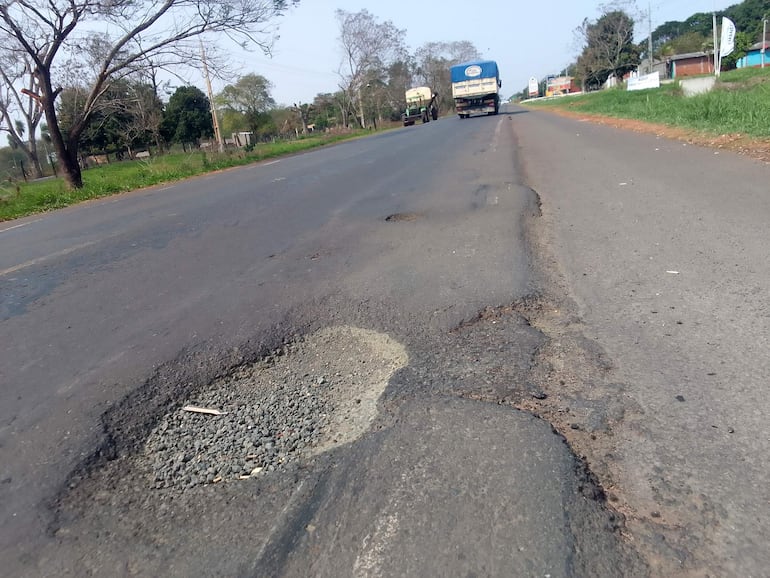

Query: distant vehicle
[[450, 60, 501, 118], [402, 86, 438, 126]]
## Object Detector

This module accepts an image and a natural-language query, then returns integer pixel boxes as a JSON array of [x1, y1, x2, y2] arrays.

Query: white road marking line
[[0, 218, 43, 234], [263, 160, 281, 166], [0, 240, 99, 277], [492, 116, 505, 152]]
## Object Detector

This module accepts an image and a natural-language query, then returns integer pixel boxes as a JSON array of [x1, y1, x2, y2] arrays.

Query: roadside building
[[736, 41, 770, 68], [667, 52, 715, 78]]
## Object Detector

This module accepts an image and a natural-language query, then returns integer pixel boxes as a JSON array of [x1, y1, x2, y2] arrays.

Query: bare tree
[[0, 0, 297, 189], [377, 58, 414, 121], [292, 102, 312, 134], [414, 41, 482, 114], [122, 62, 169, 154], [119, 81, 165, 157], [335, 9, 406, 129], [0, 51, 44, 178]]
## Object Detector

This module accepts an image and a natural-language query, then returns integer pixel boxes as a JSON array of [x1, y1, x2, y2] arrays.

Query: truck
[[402, 86, 438, 126], [450, 60, 501, 118]]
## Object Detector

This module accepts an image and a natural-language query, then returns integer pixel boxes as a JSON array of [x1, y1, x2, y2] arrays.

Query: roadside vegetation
[[0, 132, 367, 222], [1, 2, 485, 222], [525, 68, 770, 138]]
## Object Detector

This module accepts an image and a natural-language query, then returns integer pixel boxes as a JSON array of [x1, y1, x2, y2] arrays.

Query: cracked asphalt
[[3, 102, 766, 576]]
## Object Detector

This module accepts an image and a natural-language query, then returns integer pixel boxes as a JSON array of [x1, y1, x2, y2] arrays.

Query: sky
[[195, 0, 737, 106]]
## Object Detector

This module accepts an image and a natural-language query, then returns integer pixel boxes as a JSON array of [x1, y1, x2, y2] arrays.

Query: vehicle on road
[[402, 86, 438, 126], [451, 60, 501, 118]]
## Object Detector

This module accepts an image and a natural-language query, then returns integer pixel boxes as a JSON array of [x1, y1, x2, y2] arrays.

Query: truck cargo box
[[451, 60, 501, 117], [402, 86, 438, 126], [450, 60, 499, 84], [405, 86, 433, 105]]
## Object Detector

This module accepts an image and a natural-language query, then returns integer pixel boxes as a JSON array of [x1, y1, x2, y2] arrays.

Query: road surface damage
[[37, 307, 647, 576]]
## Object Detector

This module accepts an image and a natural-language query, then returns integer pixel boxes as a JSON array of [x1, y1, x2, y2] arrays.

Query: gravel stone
[[140, 326, 408, 491]]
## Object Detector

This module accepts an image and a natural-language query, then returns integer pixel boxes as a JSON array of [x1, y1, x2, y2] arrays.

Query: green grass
[[525, 67, 770, 138], [0, 130, 369, 222]]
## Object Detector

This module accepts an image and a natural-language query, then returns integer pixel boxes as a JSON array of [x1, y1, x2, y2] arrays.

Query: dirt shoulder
[[534, 107, 770, 164]]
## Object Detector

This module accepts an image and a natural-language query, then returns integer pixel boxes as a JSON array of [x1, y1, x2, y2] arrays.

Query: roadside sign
[[528, 77, 539, 97]]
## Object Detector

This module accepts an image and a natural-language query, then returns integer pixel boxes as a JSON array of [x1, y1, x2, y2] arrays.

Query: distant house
[[737, 41, 770, 68], [667, 52, 715, 78]]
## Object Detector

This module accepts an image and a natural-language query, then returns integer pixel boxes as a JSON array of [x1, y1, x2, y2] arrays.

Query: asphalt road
[[0, 109, 640, 576], [1, 102, 766, 576], [512, 106, 770, 576]]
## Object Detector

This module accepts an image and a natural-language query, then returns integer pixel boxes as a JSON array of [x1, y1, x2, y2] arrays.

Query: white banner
[[720, 17, 736, 58], [627, 71, 660, 91], [528, 77, 539, 96]]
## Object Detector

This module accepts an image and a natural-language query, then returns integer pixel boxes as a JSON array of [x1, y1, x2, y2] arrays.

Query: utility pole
[[762, 17, 768, 68], [648, 2, 654, 73], [713, 12, 720, 76], [200, 41, 224, 153]]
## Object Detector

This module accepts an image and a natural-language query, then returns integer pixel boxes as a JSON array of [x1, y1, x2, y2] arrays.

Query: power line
[[243, 56, 339, 79]]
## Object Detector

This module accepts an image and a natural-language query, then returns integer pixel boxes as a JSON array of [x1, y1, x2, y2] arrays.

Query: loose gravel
[[141, 326, 408, 491]]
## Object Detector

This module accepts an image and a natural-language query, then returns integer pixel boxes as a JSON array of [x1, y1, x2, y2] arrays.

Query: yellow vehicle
[[402, 86, 438, 126]]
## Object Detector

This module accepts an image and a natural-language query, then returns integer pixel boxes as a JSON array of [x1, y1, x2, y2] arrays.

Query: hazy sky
[[202, 0, 736, 105]]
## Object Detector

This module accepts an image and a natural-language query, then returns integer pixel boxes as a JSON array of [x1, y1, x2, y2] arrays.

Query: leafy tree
[[307, 93, 341, 130], [681, 12, 716, 38], [218, 74, 276, 142], [160, 86, 213, 148], [253, 112, 277, 139], [648, 0, 770, 58], [658, 31, 711, 56], [271, 107, 300, 137], [724, 0, 770, 40], [57, 81, 148, 156], [0, 0, 297, 190], [576, 9, 641, 89], [220, 108, 249, 138], [721, 31, 754, 70], [0, 144, 28, 180]]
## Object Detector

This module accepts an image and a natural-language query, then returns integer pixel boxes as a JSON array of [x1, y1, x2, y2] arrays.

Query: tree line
[[521, 0, 769, 97], [0, 3, 483, 190], [0, 0, 300, 190]]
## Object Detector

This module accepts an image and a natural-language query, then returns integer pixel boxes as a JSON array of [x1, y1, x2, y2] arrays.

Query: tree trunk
[[38, 70, 84, 189], [338, 101, 348, 127], [59, 145, 83, 190], [22, 145, 44, 179]]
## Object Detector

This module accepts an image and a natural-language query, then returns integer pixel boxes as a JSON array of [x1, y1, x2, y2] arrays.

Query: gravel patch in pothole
[[140, 326, 408, 491]]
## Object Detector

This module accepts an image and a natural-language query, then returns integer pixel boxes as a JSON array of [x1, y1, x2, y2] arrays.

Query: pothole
[[384, 212, 421, 222], [139, 326, 408, 491]]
